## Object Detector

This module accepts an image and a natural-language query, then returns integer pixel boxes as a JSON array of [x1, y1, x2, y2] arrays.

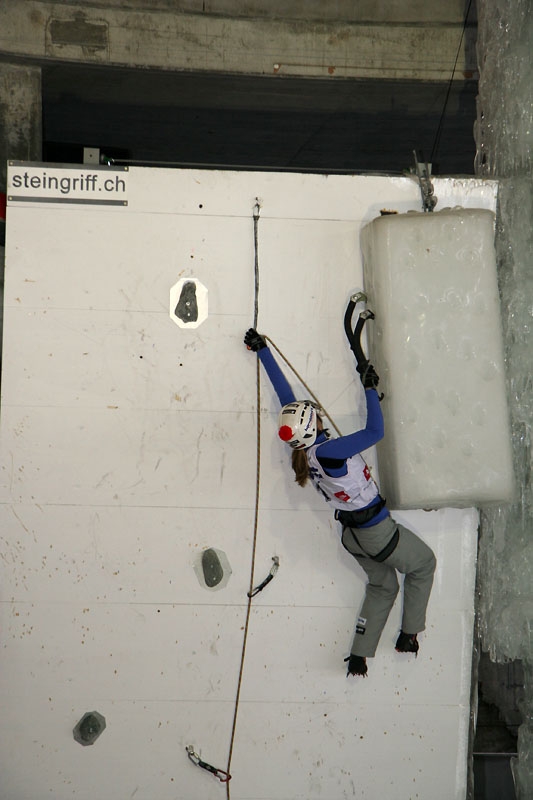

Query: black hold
[[202, 548, 224, 588], [73, 711, 106, 746], [174, 281, 198, 323]]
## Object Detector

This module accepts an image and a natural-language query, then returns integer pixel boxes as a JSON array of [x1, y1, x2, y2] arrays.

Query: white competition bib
[[306, 445, 379, 510]]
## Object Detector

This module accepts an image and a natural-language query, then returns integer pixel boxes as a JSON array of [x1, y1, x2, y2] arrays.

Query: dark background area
[[42, 63, 478, 174]]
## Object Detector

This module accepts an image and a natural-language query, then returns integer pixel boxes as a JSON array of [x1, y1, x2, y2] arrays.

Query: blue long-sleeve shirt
[[258, 345, 383, 455], [258, 344, 387, 524]]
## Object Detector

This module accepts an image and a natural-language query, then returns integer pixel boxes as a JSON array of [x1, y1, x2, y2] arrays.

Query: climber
[[244, 327, 436, 677]]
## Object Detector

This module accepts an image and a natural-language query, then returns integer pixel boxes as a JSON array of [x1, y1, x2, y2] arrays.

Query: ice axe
[[343, 292, 375, 369]]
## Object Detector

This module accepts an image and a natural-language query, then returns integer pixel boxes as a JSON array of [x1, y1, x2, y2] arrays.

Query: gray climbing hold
[[73, 711, 106, 746], [194, 547, 232, 591], [169, 277, 208, 329], [175, 281, 198, 323], [202, 548, 224, 588]]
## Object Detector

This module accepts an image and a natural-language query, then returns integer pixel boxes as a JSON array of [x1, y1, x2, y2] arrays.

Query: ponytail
[[291, 449, 310, 487]]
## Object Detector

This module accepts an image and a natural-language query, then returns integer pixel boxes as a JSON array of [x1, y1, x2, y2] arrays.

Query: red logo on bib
[[334, 490, 351, 502]]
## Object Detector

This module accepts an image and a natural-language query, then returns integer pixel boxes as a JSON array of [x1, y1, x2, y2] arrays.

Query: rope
[[430, 0, 474, 165], [224, 202, 340, 795], [264, 335, 342, 438], [252, 200, 261, 328], [225, 201, 262, 798], [225, 360, 261, 799]]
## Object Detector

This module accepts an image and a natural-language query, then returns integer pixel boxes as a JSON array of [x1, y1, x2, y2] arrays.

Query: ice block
[[361, 207, 514, 509]]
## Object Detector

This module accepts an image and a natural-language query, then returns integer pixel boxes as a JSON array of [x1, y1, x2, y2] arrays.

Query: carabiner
[[186, 746, 231, 783], [248, 556, 280, 598]]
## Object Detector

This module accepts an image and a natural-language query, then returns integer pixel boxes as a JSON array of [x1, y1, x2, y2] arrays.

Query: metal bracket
[[413, 150, 437, 213]]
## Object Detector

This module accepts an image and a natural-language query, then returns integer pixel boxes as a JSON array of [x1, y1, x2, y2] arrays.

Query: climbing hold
[[169, 277, 208, 329], [194, 547, 232, 591], [73, 711, 106, 746], [202, 548, 224, 588], [175, 280, 198, 323]]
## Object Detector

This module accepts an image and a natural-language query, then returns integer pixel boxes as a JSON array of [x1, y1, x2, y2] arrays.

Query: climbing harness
[[248, 556, 280, 598], [346, 525, 400, 563], [334, 496, 387, 529], [186, 746, 231, 783]]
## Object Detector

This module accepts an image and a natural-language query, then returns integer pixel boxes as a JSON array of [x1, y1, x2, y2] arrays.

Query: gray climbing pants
[[341, 514, 436, 658]]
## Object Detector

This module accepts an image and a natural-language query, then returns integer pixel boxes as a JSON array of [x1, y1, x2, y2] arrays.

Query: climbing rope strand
[[264, 335, 342, 437], [430, 0, 474, 164], [225, 206, 263, 799], [225, 205, 340, 796], [225, 356, 261, 800], [252, 201, 261, 329]]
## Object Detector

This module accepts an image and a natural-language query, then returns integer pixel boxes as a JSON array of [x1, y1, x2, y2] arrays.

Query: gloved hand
[[356, 361, 379, 390], [244, 328, 267, 352], [344, 654, 368, 677]]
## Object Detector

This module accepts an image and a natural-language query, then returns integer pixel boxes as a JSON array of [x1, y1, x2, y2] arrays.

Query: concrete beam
[[0, 0, 478, 82], [0, 63, 42, 189], [26, 0, 474, 25]]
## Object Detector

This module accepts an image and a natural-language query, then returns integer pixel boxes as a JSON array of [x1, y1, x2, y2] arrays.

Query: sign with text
[[7, 162, 129, 206]]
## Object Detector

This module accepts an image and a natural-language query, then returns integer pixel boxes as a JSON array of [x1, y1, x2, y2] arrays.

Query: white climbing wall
[[0, 166, 498, 800]]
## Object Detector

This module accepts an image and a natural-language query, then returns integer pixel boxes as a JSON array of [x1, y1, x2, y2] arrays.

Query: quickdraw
[[248, 556, 280, 598], [186, 746, 231, 783]]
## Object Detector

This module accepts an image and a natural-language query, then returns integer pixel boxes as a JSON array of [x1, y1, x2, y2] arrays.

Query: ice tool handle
[[344, 292, 375, 369]]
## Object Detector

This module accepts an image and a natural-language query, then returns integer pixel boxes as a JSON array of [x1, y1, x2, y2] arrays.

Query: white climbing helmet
[[278, 401, 318, 450]]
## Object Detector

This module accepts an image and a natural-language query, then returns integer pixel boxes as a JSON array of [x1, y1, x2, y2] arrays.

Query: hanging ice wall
[[361, 207, 514, 510]]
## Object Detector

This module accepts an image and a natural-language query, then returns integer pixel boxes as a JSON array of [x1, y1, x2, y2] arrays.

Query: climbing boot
[[395, 631, 419, 655], [344, 654, 368, 677]]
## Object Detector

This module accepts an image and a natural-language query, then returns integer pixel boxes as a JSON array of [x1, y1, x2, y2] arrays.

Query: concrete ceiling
[[42, 63, 478, 175]]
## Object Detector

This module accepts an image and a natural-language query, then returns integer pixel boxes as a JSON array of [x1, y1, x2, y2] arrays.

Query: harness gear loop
[[248, 556, 279, 598], [186, 746, 231, 783]]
